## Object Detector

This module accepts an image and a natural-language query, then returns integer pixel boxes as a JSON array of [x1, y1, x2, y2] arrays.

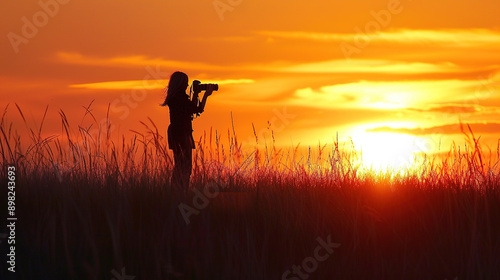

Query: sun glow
[[349, 127, 430, 172]]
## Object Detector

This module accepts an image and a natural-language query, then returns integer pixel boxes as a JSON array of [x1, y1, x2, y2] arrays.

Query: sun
[[349, 128, 429, 172]]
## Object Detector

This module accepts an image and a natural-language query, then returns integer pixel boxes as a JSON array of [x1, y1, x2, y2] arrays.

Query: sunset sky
[[1, 0, 499, 168]]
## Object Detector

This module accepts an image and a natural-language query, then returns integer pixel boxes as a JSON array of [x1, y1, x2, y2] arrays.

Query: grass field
[[1, 104, 500, 279]]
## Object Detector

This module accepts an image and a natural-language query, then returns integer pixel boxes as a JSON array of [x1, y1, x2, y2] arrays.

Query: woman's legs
[[171, 145, 192, 193]]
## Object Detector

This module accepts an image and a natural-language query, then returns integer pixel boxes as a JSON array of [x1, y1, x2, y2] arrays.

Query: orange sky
[[1, 0, 499, 168]]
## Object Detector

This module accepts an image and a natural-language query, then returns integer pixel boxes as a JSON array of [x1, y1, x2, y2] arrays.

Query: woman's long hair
[[161, 71, 189, 106]]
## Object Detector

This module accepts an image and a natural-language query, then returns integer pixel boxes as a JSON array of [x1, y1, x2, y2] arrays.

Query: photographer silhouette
[[161, 71, 216, 192]]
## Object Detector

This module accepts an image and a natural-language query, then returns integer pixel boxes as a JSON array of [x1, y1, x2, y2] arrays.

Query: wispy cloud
[[287, 80, 485, 109], [367, 122, 500, 135], [408, 104, 486, 114], [409, 104, 480, 114], [70, 79, 254, 90], [257, 29, 500, 47], [70, 80, 168, 90], [56, 52, 225, 70], [276, 59, 464, 74], [55, 51, 499, 78]]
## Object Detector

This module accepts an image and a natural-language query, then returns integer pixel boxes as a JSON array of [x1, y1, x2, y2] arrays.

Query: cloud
[[70, 79, 254, 90], [276, 59, 463, 74], [70, 80, 168, 90], [56, 51, 494, 76], [287, 79, 485, 110], [56, 52, 225, 71], [256, 29, 500, 48], [367, 122, 500, 135], [406, 103, 500, 114], [408, 104, 480, 114]]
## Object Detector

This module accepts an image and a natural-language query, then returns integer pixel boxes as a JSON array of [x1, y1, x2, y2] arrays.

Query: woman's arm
[[191, 85, 214, 114], [198, 86, 213, 113]]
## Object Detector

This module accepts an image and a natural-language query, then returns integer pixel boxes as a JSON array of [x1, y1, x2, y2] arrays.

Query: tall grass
[[1, 104, 500, 280]]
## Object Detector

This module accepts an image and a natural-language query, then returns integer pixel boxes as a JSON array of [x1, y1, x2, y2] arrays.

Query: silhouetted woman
[[161, 71, 214, 192]]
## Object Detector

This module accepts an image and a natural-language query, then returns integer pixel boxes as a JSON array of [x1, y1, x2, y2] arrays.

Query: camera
[[192, 80, 218, 92]]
